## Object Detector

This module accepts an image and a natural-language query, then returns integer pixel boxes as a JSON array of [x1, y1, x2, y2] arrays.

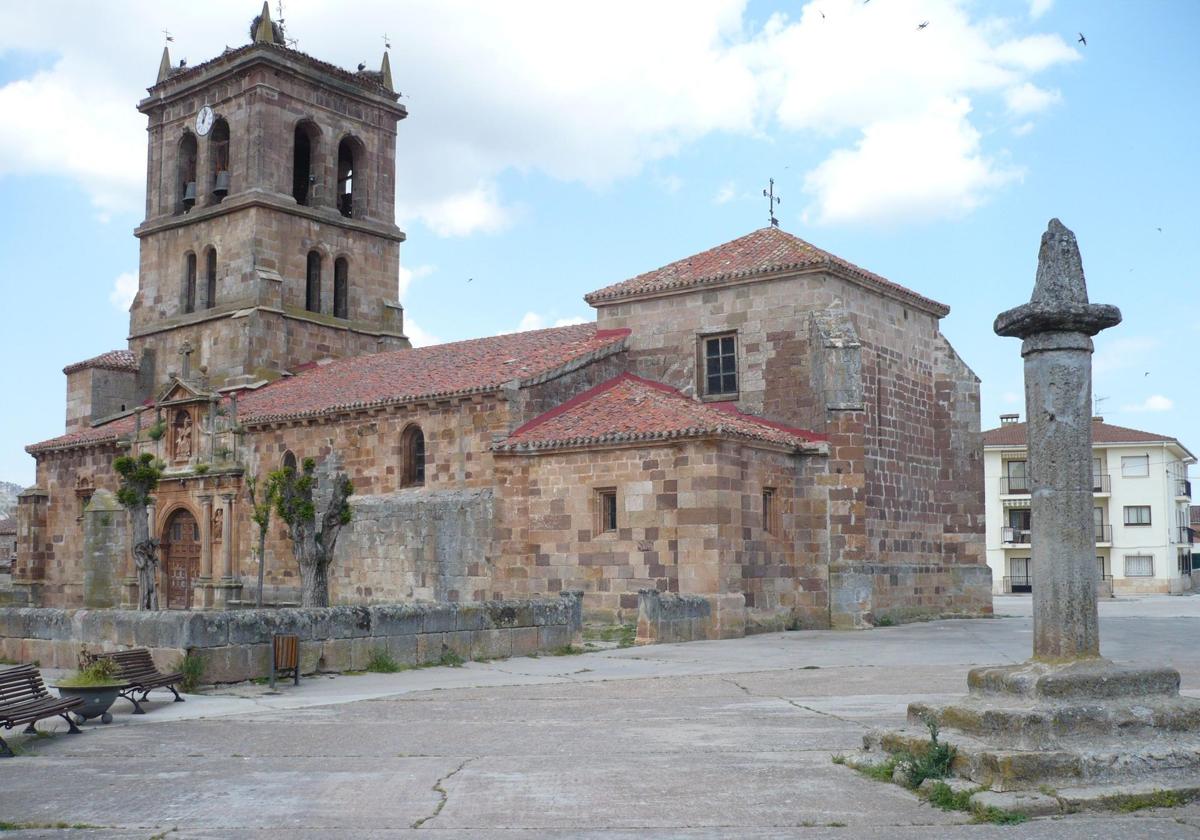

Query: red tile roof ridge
[[26, 414, 137, 455], [497, 372, 827, 453], [983, 419, 1190, 450], [234, 322, 627, 426], [584, 227, 949, 317], [62, 349, 138, 375]]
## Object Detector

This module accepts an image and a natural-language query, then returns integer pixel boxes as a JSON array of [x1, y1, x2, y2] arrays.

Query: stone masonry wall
[[635, 589, 746, 644], [0, 593, 582, 684]]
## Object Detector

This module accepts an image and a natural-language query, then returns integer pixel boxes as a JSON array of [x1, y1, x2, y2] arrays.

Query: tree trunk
[[299, 556, 329, 607], [256, 530, 267, 608], [130, 504, 160, 611]]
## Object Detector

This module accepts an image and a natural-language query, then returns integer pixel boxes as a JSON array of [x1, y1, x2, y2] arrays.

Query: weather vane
[[763, 178, 781, 227], [162, 28, 174, 45], [382, 32, 392, 50]]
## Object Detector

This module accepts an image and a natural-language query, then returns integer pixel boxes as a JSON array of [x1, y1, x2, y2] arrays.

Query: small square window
[[1124, 505, 1151, 526], [701, 333, 738, 397], [1124, 554, 1154, 577], [762, 488, 778, 536], [1121, 455, 1149, 477], [597, 489, 617, 533]]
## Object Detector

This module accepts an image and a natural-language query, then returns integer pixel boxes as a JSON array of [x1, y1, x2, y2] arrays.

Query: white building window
[[1124, 505, 1151, 526], [1124, 554, 1154, 577], [1121, 455, 1149, 477]]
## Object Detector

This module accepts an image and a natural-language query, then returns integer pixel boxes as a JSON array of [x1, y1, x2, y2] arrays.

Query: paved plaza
[[6, 595, 1200, 838]]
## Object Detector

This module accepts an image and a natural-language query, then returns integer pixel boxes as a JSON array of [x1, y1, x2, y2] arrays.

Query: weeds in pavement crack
[[412, 757, 476, 829]]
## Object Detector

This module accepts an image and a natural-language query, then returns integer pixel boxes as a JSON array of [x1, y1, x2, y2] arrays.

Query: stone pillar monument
[[993, 218, 1120, 660], [865, 220, 1200, 803]]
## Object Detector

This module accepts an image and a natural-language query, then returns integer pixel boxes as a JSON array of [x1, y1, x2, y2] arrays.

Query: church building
[[9, 6, 991, 631]]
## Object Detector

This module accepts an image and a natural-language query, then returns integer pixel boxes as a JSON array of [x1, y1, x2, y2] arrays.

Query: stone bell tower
[[128, 3, 409, 390]]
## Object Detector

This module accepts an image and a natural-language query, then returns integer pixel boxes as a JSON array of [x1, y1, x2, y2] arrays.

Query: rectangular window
[[762, 488, 777, 536], [1124, 554, 1154, 577], [1005, 460, 1028, 492], [702, 333, 738, 397], [597, 489, 617, 534], [1121, 455, 1149, 477], [1097, 556, 1107, 577], [1124, 505, 1151, 526]]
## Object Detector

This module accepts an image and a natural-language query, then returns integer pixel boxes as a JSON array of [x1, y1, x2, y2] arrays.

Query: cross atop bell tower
[[128, 3, 409, 391]]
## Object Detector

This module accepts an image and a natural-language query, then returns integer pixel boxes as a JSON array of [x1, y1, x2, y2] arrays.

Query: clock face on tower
[[195, 105, 215, 137]]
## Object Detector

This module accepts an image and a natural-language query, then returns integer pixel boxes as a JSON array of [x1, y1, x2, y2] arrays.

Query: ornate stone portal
[[868, 220, 1200, 798]]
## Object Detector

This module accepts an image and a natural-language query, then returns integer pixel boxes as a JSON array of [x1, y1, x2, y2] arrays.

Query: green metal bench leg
[[60, 713, 82, 734], [122, 690, 146, 714], [0, 734, 12, 758]]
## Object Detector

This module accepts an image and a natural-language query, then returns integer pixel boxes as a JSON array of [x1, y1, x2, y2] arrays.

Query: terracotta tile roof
[[1191, 506, 1200, 528], [26, 414, 137, 455], [584, 227, 949, 316], [28, 324, 629, 454], [236, 323, 628, 425], [62, 350, 138, 375], [495, 373, 827, 453], [983, 419, 1184, 448]]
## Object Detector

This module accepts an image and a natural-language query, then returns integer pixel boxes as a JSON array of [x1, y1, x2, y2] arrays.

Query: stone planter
[[55, 684, 124, 725]]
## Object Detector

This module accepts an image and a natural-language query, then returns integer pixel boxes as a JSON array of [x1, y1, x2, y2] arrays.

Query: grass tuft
[[365, 648, 402, 673], [178, 652, 205, 693], [1112, 790, 1186, 812]]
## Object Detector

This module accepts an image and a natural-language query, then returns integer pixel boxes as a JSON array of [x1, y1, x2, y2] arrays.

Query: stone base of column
[[192, 578, 216, 610], [211, 580, 244, 609], [860, 658, 1200, 796], [120, 576, 140, 609]]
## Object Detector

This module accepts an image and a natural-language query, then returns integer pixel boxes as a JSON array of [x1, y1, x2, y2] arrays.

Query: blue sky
[[0, 0, 1197, 487]]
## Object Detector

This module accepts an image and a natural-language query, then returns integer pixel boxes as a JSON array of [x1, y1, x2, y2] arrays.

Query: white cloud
[[803, 97, 1021, 226], [1122, 395, 1174, 413], [0, 0, 1079, 231], [657, 173, 684, 194], [1028, 0, 1054, 20], [1093, 336, 1161, 375], [109, 271, 137, 312], [1002, 391, 1021, 405], [517, 312, 590, 332], [416, 183, 515, 238], [396, 262, 435, 301], [714, 181, 738, 204], [404, 318, 441, 348], [1012, 121, 1036, 137], [1004, 82, 1061, 115]]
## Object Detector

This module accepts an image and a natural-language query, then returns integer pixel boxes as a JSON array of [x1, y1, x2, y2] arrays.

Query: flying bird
[[357, 62, 366, 71], [1078, 33, 1087, 46], [821, 10, 825, 19], [918, 21, 930, 30], [1156, 227, 1163, 232], [467, 277, 473, 283]]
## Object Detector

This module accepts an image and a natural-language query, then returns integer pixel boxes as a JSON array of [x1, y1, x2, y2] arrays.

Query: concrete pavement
[[5, 594, 1200, 837]]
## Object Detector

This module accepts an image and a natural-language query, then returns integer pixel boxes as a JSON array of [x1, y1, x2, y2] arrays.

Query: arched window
[[282, 450, 297, 472], [210, 118, 230, 202], [293, 121, 319, 206], [401, 426, 426, 487], [178, 133, 198, 213], [205, 247, 217, 309], [305, 251, 322, 313], [183, 252, 197, 314], [336, 137, 363, 218], [334, 257, 349, 319]]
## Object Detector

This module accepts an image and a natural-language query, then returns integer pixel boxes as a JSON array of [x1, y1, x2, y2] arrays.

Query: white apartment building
[[984, 415, 1196, 596]]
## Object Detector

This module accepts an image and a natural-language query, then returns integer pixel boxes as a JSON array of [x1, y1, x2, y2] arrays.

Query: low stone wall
[[829, 563, 993, 629], [635, 590, 746, 644], [0, 593, 582, 683]]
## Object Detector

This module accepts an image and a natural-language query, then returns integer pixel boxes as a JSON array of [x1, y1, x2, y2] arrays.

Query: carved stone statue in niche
[[173, 411, 193, 460], [212, 507, 223, 541]]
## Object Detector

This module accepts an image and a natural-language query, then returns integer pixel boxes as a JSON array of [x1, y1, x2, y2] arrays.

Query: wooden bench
[[0, 664, 83, 757], [87, 649, 184, 714], [269, 635, 300, 689]]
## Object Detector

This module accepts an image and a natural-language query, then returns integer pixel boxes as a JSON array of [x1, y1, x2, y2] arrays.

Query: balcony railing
[[1177, 479, 1193, 499], [1178, 526, 1196, 545], [1002, 526, 1031, 545], [1003, 525, 1111, 544], [1001, 473, 1109, 494], [1003, 574, 1113, 596], [1000, 476, 1029, 495]]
